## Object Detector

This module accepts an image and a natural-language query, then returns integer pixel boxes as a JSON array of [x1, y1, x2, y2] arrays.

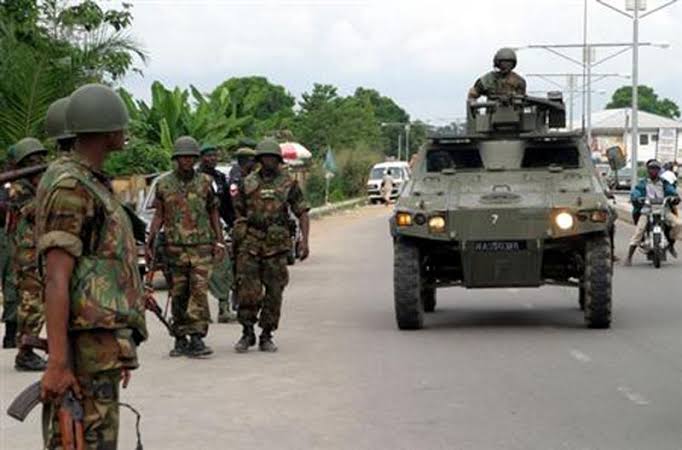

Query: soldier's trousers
[[166, 245, 212, 337], [0, 232, 18, 323], [209, 253, 233, 301], [237, 252, 289, 331], [16, 272, 44, 343]]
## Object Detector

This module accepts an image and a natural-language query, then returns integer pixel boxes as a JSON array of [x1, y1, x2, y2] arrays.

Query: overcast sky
[[119, 0, 682, 125]]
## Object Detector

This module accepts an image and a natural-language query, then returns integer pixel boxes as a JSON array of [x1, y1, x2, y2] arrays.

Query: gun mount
[[467, 93, 567, 135]]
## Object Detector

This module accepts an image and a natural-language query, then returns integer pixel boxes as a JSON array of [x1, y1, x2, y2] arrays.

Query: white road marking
[[617, 386, 650, 406], [569, 349, 592, 363]]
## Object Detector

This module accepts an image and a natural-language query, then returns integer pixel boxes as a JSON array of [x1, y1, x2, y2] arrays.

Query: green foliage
[[607, 85, 680, 119]]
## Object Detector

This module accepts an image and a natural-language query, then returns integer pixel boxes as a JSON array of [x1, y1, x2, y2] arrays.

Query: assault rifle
[[0, 164, 48, 185]]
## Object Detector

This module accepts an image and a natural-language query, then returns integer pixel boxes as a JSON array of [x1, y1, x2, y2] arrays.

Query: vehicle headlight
[[428, 215, 446, 233], [396, 212, 412, 227], [554, 211, 574, 230]]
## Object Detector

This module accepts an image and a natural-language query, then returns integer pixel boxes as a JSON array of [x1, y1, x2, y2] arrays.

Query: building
[[583, 108, 682, 164]]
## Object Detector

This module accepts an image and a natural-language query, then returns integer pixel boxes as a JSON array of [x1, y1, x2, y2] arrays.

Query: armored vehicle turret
[[390, 94, 615, 330]]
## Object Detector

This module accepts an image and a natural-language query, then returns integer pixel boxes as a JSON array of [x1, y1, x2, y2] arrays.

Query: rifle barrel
[[0, 164, 48, 185]]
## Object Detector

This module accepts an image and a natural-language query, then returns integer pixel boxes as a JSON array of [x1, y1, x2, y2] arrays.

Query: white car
[[367, 161, 410, 203]]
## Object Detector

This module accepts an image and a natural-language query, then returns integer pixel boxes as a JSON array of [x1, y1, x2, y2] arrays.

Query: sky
[[116, 0, 682, 125]]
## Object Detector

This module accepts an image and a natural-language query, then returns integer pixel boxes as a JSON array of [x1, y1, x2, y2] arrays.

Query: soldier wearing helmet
[[627, 159, 682, 265], [146, 136, 225, 357], [468, 47, 527, 100], [6, 138, 48, 371], [34, 84, 148, 449], [232, 138, 310, 353], [0, 146, 19, 350], [45, 97, 76, 152]]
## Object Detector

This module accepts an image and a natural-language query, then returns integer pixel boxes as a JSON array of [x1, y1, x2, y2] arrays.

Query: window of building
[[640, 134, 649, 146], [652, 133, 659, 142]]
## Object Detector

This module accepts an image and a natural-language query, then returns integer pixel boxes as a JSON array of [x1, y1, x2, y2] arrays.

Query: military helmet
[[255, 138, 282, 159], [14, 137, 47, 164], [172, 136, 200, 158], [494, 47, 517, 69], [238, 137, 258, 149], [45, 97, 75, 141], [66, 84, 129, 134], [234, 147, 256, 158], [200, 143, 218, 155]]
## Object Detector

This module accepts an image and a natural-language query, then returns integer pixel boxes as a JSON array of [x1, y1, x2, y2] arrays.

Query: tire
[[394, 238, 424, 330], [422, 287, 436, 313], [653, 248, 662, 269], [583, 235, 613, 329], [578, 282, 586, 311]]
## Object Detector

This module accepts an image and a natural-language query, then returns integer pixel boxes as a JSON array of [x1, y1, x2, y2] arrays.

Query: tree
[[607, 85, 680, 119], [353, 87, 409, 156]]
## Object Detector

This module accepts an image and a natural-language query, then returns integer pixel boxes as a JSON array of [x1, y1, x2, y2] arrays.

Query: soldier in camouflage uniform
[[146, 136, 225, 357], [233, 138, 310, 353], [36, 84, 148, 449], [1, 145, 19, 349], [468, 48, 527, 100], [8, 138, 48, 371]]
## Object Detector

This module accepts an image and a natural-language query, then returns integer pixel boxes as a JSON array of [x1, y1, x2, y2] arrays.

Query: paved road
[[2, 206, 682, 449]]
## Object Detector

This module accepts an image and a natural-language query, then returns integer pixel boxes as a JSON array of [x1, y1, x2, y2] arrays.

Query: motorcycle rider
[[626, 159, 682, 265], [660, 161, 678, 187]]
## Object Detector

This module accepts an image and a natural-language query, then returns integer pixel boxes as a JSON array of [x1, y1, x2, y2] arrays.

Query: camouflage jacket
[[6, 179, 34, 235], [34, 154, 148, 343], [473, 71, 527, 98], [234, 168, 309, 256], [155, 170, 217, 246]]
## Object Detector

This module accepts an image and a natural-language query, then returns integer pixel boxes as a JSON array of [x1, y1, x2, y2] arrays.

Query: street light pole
[[631, 1, 640, 187], [586, 45, 593, 144], [404, 124, 411, 162]]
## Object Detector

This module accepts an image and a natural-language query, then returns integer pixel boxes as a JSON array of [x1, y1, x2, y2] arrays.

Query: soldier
[[45, 96, 76, 153], [233, 138, 310, 353], [199, 144, 237, 323], [9, 138, 48, 371], [468, 47, 527, 100], [146, 136, 225, 357], [35, 84, 148, 449], [227, 146, 257, 218], [1, 145, 19, 349]]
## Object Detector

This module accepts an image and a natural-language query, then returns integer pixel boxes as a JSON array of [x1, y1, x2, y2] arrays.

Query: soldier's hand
[[121, 369, 131, 389], [298, 241, 310, 261], [41, 364, 81, 402], [213, 243, 226, 262]]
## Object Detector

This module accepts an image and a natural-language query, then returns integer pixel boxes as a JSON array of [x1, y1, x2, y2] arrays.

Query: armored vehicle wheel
[[578, 282, 586, 311], [422, 287, 436, 313], [583, 235, 612, 329], [394, 238, 424, 330]]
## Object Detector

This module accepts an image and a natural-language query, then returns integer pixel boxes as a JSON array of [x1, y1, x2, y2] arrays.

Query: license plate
[[473, 241, 527, 252], [653, 226, 662, 233]]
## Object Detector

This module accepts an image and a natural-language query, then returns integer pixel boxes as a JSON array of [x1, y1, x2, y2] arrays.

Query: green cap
[[45, 97, 75, 141], [172, 136, 200, 158], [200, 144, 218, 155], [66, 84, 129, 134], [14, 137, 47, 165], [255, 138, 282, 159], [234, 147, 256, 158]]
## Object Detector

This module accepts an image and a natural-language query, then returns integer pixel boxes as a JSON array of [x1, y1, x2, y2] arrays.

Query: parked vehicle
[[367, 161, 410, 203], [606, 167, 632, 191]]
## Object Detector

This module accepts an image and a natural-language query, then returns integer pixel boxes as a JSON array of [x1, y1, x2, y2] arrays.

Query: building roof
[[584, 108, 682, 132]]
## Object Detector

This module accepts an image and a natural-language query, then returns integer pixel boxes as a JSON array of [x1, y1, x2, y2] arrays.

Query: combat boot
[[188, 334, 213, 357], [624, 245, 637, 267], [234, 325, 256, 353], [217, 300, 237, 323], [259, 329, 278, 353], [15, 349, 46, 371], [3, 322, 17, 349], [169, 337, 189, 357]]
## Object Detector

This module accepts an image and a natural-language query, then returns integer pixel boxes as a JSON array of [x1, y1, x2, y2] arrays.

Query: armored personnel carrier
[[390, 94, 615, 330]]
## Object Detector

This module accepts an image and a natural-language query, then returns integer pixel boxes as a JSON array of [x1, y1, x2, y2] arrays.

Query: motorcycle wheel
[[653, 248, 662, 269]]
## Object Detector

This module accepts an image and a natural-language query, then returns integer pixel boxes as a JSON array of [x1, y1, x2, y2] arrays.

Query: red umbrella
[[280, 142, 312, 161]]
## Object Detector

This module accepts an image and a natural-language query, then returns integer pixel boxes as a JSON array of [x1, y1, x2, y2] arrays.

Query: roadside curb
[[309, 198, 367, 219]]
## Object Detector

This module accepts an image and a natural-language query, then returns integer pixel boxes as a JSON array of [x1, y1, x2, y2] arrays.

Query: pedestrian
[[9, 137, 48, 371], [381, 171, 394, 206], [146, 136, 226, 357], [233, 138, 310, 353], [35, 83, 148, 449]]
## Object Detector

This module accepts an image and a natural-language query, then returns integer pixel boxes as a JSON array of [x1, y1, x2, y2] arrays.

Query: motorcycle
[[638, 197, 676, 268]]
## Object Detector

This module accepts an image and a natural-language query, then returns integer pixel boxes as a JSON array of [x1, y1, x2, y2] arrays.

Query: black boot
[[259, 329, 278, 353], [3, 322, 17, 349], [169, 336, 189, 357], [188, 334, 213, 357], [15, 348, 46, 371], [234, 325, 256, 353], [625, 245, 637, 266]]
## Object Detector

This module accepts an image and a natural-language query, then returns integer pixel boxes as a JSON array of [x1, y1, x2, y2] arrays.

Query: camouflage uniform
[[1, 182, 19, 346], [234, 168, 309, 331], [470, 70, 527, 98], [9, 179, 44, 344], [155, 170, 217, 337], [35, 153, 148, 449]]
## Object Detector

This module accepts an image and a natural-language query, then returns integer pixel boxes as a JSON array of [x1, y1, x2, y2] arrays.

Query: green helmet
[[14, 137, 47, 165], [494, 47, 517, 70], [172, 136, 200, 158], [255, 138, 282, 159], [66, 84, 129, 134], [45, 97, 75, 141], [239, 137, 258, 149], [234, 147, 256, 158], [200, 143, 218, 155]]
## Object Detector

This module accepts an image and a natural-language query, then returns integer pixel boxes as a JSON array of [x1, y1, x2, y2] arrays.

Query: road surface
[[2, 206, 682, 449]]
